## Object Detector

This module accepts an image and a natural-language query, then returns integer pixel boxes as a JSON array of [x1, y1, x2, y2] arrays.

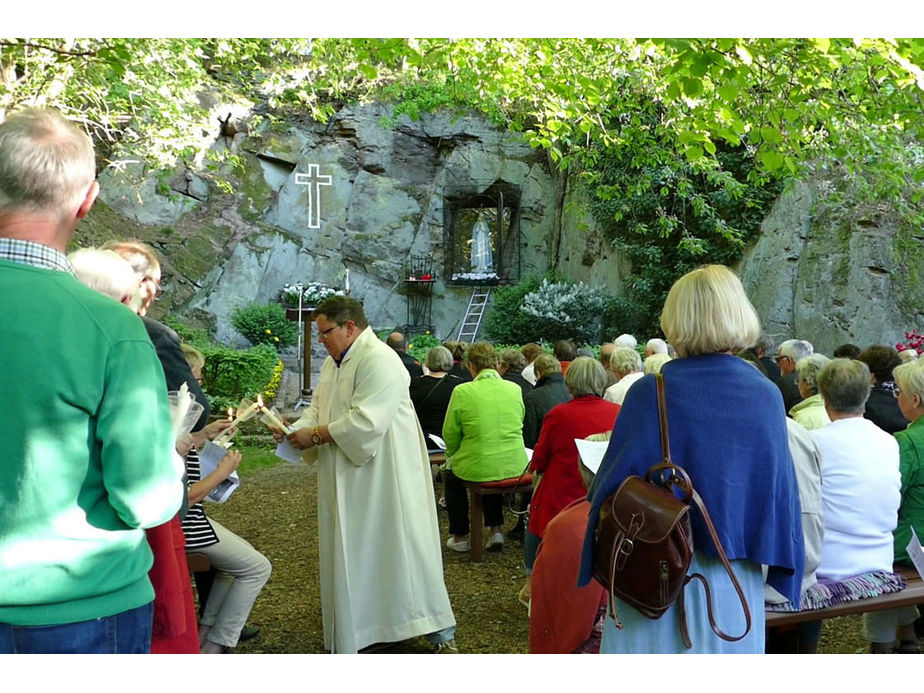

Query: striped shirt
[[0, 238, 75, 275], [180, 448, 219, 549]]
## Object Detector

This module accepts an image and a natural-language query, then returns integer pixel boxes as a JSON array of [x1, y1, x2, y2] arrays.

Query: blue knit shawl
[[578, 353, 805, 604]]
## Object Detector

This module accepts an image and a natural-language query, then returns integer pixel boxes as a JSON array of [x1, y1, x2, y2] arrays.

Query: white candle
[[260, 406, 289, 433], [344, 268, 350, 293]]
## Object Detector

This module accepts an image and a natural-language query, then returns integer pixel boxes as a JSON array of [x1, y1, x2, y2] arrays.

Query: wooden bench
[[463, 474, 533, 563], [765, 565, 924, 627]]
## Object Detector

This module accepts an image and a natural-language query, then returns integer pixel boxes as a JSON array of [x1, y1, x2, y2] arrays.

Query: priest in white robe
[[288, 296, 457, 653]]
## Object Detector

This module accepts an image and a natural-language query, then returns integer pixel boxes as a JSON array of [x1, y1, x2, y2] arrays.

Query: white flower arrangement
[[519, 278, 610, 343], [451, 271, 499, 282], [279, 281, 344, 306]]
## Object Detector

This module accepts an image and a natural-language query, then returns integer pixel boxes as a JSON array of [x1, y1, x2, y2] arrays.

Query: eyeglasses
[[893, 388, 902, 399], [318, 324, 341, 340], [775, 354, 789, 363]]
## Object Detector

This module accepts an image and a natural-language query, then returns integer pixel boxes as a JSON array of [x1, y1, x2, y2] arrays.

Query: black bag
[[592, 372, 751, 648]]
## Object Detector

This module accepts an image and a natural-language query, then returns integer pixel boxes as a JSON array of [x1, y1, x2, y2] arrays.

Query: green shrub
[[484, 275, 613, 345], [407, 332, 442, 363], [231, 302, 298, 349], [199, 343, 279, 412], [483, 275, 543, 344]]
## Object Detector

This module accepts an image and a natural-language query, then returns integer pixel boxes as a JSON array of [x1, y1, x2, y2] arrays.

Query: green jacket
[[443, 369, 528, 482], [0, 259, 183, 626], [895, 417, 924, 564]]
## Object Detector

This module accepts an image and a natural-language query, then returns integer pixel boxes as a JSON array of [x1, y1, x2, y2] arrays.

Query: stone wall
[[737, 178, 924, 356], [83, 102, 922, 381]]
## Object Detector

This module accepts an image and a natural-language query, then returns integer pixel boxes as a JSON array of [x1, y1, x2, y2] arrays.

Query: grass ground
[[201, 440, 875, 655]]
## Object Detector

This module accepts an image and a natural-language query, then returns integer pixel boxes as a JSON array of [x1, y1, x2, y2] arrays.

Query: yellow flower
[[274, 336, 280, 342], [409, 343, 414, 348], [265, 329, 272, 334]]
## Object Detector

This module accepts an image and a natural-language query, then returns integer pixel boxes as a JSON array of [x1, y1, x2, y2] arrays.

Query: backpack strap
[[685, 487, 752, 644]]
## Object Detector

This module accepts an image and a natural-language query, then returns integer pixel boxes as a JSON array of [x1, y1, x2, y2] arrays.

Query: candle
[[257, 395, 291, 432], [212, 400, 258, 446], [344, 268, 350, 293]]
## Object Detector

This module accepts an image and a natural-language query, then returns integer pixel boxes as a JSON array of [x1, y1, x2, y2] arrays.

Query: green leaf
[[682, 77, 703, 97], [758, 149, 784, 170], [717, 85, 738, 102], [759, 126, 783, 144]]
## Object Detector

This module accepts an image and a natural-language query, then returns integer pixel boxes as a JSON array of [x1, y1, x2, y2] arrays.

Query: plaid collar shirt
[[0, 238, 75, 275]]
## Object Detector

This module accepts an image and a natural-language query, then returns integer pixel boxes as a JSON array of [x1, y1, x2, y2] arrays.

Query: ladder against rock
[[457, 289, 491, 343]]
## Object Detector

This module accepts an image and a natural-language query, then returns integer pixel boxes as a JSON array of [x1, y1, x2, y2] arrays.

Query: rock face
[[737, 178, 924, 356], [86, 102, 922, 379]]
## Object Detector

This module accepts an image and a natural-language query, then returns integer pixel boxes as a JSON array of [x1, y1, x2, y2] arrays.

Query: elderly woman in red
[[519, 357, 620, 607]]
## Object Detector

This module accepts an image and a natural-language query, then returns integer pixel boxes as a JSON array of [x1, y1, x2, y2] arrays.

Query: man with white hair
[[777, 339, 814, 414], [644, 338, 668, 358], [613, 333, 637, 349], [0, 108, 182, 653], [68, 247, 142, 311]]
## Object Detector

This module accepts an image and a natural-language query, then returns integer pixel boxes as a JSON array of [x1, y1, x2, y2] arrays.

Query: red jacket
[[529, 499, 607, 653], [528, 395, 620, 536], [147, 517, 200, 654]]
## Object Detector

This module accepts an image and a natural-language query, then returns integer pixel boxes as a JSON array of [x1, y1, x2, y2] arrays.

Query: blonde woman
[[579, 265, 803, 653]]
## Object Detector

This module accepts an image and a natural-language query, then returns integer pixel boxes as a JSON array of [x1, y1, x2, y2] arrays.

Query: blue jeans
[[0, 602, 153, 654]]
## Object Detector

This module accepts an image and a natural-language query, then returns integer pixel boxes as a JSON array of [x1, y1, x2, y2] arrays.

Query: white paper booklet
[[907, 527, 924, 580], [206, 471, 240, 504], [198, 440, 240, 503], [574, 438, 610, 475], [275, 438, 305, 465]]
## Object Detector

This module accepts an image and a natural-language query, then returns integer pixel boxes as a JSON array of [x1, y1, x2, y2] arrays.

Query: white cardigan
[[811, 417, 901, 580]]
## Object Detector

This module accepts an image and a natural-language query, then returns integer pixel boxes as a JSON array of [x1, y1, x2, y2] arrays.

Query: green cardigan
[[895, 417, 924, 564], [0, 259, 183, 626], [442, 369, 528, 482]]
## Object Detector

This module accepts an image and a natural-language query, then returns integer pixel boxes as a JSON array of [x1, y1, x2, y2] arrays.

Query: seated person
[[553, 339, 576, 374], [858, 345, 910, 434], [520, 357, 620, 607], [522, 354, 570, 449], [179, 345, 273, 654], [409, 346, 464, 448], [442, 342, 529, 553], [789, 354, 831, 430], [444, 340, 473, 382], [642, 352, 671, 375], [764, 417, 825, 653], [497, 348, 533, 402], [603, 346, 643, 405], [529, 434, 609, 654], [520, 342, 544, 385], [865, 358, 924, 653], [810, 358, 901, 653]]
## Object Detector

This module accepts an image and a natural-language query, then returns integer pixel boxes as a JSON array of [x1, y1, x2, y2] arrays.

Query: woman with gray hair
[[790, 354, 832, 430], [864, 358, 924, 653], [409, 346, 464, 447], [519, 357, 620, 608], [580, 265, 804, 653], [810, 358, 902, 652]]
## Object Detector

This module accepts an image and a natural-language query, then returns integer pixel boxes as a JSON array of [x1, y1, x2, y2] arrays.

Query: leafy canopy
[[3, 38, 921, 189]]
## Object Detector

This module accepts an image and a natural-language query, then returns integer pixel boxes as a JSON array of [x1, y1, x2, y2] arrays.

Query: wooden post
[[286, 307, 314, 395]]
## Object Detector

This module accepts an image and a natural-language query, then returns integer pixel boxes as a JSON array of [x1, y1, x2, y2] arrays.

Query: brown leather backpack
[[591, 373, 751, 649]]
